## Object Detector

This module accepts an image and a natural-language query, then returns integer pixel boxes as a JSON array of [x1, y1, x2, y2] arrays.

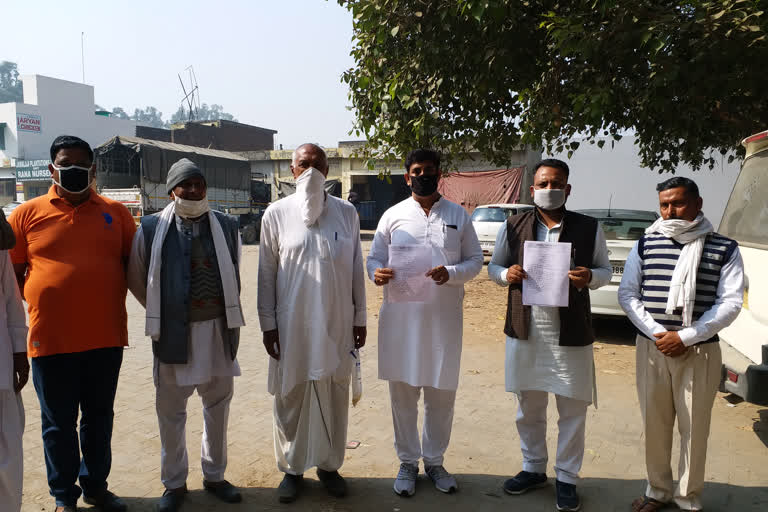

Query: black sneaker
[[83, 490, 128, 512], [555, 480, 581, 511], [503, 471, 548, 495]]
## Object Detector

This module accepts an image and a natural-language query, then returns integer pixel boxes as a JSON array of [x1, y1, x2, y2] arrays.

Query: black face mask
[[55, 165, 91, 194], [409, 174, 439, 196]]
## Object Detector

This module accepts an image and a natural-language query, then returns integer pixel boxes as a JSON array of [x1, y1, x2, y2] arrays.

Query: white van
[[717, 129, 768, 405]]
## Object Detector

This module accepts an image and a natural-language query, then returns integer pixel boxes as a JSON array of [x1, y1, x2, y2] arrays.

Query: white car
[[576, 209, 659, 316], [471, 203, 534, 256]]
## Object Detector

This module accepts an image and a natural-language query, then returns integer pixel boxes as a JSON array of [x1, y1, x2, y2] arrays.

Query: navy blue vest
[[638, 232, 737, 343], [142, 211, 241, 364]]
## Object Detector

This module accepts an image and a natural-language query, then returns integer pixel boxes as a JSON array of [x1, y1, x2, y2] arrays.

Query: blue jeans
[[31, 347, 123, 507]]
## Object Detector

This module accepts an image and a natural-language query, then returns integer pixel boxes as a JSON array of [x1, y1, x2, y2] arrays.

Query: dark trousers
[[31, 347, 123, 507]]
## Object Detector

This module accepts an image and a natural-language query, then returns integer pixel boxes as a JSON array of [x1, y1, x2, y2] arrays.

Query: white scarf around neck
[[645, 212, 714, 327], [145, 202, 245, 340]]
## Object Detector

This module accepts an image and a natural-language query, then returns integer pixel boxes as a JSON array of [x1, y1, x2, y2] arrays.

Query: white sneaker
[[425, 465, 458, 493], [394, 463, 418, 497]]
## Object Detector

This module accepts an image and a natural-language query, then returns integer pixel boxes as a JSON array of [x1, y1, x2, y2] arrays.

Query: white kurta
[[367, 197, 483, 390], [257, 193, 367, 397], [127, 221, 242, 386], [0, 250, 28, 512], [488, 216, 611, 403]]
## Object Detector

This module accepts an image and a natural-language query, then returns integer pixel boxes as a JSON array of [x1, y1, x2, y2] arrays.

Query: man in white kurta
[[257, 143, 367, 504], [367, 149, 482, 497], [488, 159, 610, 512], [127, 159, 245, 512], [0, 243, 29, 512]]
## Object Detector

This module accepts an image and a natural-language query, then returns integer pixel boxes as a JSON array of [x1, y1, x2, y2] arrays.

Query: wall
[[170, 121, 275, 152], [245, 145, 542, 208], [550, 136, 741, 226], [0, 75, 136, 163]]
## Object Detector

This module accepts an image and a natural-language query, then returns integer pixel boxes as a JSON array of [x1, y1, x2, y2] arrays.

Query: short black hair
[[50, 135, 94, 164], [533, 158, 570, 177], [656, 176, 700, 198], [405, 149, 441, 172]]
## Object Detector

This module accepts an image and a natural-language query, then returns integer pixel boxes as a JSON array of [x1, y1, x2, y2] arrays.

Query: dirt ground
[[19, 241, 768, 512]]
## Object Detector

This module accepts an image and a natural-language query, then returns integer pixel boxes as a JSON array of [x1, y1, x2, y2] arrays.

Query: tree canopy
[[0, 61, 23, 104], [338, 0, 768, 172]]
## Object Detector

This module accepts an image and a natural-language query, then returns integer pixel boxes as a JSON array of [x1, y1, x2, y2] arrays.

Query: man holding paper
[[367, 149, 482, 497], [488, 159, 610, 512]]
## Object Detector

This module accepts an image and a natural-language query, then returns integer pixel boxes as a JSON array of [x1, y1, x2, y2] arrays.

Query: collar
[[534, 208, 563, 230], [47, 184, 102, 208]]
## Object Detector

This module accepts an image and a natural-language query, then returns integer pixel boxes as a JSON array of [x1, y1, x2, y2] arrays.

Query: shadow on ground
[[755, 409, 768, 448], [72, 476, 768, 512], [593, 316, 637, 346]]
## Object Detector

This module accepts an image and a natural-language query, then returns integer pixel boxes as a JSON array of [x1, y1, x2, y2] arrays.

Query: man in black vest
[[128, 159, 245, 512], [488, 159, 611, 512], [619, 177, 744, 512]]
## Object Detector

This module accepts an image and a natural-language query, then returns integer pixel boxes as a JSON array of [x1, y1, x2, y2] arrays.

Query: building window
[[0, 123, 6, 150]]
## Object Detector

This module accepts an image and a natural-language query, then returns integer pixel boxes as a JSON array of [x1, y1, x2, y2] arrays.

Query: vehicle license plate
[[481, 242, 494, 249]]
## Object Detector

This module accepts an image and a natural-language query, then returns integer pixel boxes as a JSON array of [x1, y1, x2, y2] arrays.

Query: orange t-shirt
[[9, 186, 137, 357]]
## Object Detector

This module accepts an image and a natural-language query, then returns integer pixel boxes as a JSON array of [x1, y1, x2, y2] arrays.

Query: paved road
[[20, 243, 768, 511]]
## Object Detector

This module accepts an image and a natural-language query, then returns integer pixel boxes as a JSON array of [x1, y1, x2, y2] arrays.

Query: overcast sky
[[3, 1, 744, 222], [3, 0, 356, 149]]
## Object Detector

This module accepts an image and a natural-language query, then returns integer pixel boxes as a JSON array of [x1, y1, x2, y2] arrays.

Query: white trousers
[[636, 336, 721, 511], [273, 377, 350, 475], [0, 391, 23, 512], [155, 375, 234, 489], [516, 390, 589, 485], [388, 381, 457, 467]]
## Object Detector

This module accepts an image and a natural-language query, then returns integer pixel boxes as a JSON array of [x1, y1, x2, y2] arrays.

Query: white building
[[0, 74, 136, 201]]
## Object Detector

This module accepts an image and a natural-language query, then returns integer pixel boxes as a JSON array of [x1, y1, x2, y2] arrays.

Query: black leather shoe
[[157, 486, 187, 512], [83, 490, 128, 512], [203, 479, 242, 504], [278, 473, 303, 503], [317, 469, 347, 498]]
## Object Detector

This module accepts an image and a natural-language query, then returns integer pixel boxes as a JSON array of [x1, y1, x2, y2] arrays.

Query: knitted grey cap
[[166, 158, 204, 193]]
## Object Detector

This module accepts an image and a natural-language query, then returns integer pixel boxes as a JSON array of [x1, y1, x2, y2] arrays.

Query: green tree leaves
[[337, 0, 768, 172]]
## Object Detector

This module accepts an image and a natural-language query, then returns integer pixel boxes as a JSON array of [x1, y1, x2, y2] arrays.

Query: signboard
[[17, 113, 42, 133], [15, 159, 50, 182]]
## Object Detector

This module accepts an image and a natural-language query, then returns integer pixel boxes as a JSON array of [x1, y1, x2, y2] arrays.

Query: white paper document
[[387, 244, 433, 303], [522, 241, 572, 307]]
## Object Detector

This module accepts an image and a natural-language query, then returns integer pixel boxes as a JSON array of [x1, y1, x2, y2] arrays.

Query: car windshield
[[577, 210, 657, 240], [472, 207, 509, 222]]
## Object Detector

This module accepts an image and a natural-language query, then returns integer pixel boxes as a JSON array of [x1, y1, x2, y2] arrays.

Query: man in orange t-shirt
[[9, 135, 135, 512]]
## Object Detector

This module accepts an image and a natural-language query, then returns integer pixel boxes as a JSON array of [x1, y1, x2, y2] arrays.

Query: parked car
[[472, 203, 534, 256], [576, 209, 659, 316], [2, 201, 23, 218], [716, 129, 768, 405]]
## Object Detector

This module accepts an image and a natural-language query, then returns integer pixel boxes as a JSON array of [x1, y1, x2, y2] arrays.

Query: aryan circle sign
[[17, 113, 42, 133]]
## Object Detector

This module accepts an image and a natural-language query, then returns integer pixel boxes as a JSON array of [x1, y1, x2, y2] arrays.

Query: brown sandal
[[631, 496, 668, 512]]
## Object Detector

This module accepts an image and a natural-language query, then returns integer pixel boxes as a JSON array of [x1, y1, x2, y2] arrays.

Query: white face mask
[[51, 164, 93, 194], [173, 195, 210, 219], [296, 167, 326, 227], [533, 188, 567, 210]]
